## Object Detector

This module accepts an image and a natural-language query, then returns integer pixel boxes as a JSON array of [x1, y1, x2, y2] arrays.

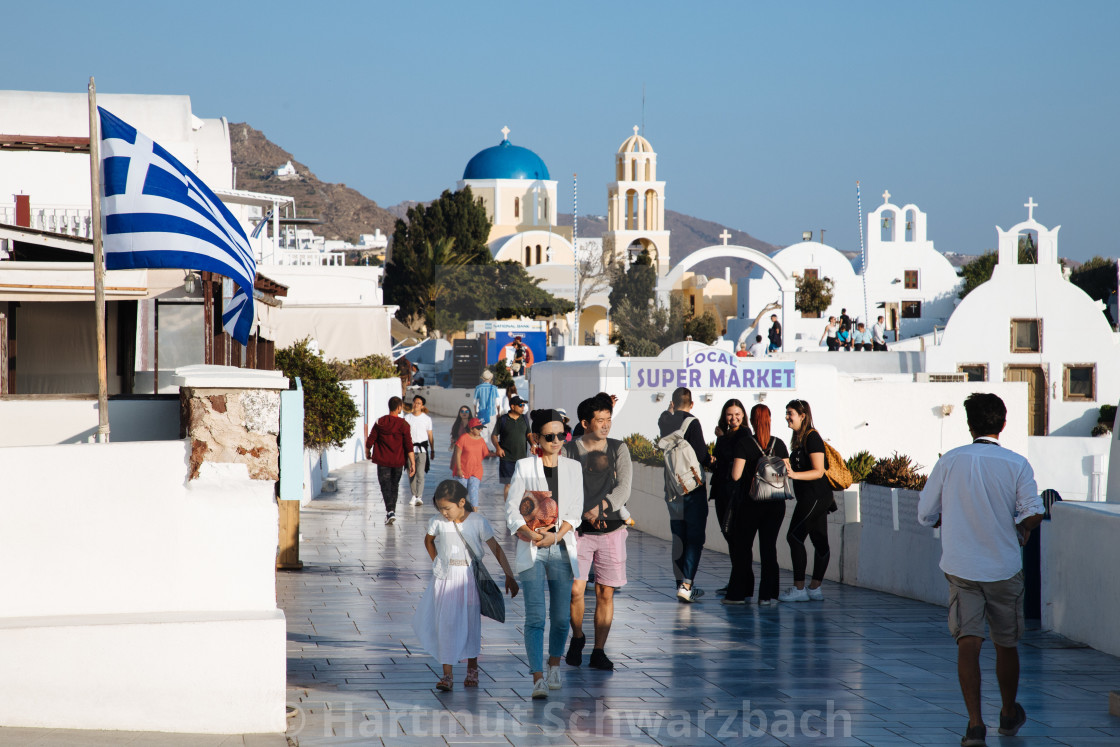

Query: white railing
[[0, 204, 94, 238], [273, 249, 346, 267]]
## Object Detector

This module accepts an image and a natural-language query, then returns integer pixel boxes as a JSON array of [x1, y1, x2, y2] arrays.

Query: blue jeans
[[518, 543, 573, 673], [669, 486, 708, 585], [455, 476, 481, 507]]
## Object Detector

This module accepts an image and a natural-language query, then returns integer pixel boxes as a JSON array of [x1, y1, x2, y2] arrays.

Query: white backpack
[[657, 416, 703, 499]]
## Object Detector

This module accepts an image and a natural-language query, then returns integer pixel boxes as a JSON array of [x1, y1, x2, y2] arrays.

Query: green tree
[[957, 250, 998, 299], [683, 309, 719, 344], [1070, 256, 1118, 324], [383, 187, 493, 327], [429, 261, 575, 335], [275, 338, 359, 451], [793, 273, 834, 317]]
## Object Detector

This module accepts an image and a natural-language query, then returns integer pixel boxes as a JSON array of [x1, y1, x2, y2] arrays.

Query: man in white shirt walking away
[[918, 393, 1044, 747]]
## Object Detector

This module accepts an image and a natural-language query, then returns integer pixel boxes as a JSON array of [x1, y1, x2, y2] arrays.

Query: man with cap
[[493, 395, 531, 499], [474, 370, 500, 447]]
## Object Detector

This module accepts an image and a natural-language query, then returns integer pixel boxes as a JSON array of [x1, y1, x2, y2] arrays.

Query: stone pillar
[[173, 365, 290, 482]]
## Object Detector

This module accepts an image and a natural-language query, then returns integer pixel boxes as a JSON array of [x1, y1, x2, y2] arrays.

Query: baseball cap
[[468, 417, 483, 429], [510, 396, 527, 407]]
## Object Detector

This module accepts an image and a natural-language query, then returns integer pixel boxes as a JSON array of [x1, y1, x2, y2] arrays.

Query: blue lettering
[[757, 369, 769, 388], [741, 368, 754, 387], [710, 369, 726, 388], [662, 369, 674, 387], [689, 369, 701, 387], [726, 367, 741, 388], [637, 368, 645, 387], [784, 369, 795, 388], [677, 368, 688, 387]]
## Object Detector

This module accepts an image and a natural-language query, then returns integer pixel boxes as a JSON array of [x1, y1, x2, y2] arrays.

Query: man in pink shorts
[[562, 393, 632, 671]]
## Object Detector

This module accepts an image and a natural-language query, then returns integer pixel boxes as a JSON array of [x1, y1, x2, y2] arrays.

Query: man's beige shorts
[[945, 571, 1025, 647]]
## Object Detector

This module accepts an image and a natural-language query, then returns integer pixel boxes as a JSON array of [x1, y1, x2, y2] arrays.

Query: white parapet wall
[[1043, 501, 1120, 658], [302, 376, 403, 504], [856, 484, 947, 606], [0, 440, 286, 734]]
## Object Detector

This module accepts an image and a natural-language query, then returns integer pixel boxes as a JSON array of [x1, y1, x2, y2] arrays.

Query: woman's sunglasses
[[540, 433, 565, 443], [459, 410, 470, 415]]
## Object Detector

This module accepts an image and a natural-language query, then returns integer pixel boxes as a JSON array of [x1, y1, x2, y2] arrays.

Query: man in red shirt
[[365, 396, 415, 525]]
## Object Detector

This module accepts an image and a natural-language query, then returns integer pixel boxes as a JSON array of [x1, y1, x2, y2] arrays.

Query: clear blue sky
[[5, 1, 1118, 260]]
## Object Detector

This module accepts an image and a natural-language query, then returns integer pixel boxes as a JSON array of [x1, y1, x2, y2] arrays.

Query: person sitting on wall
[[748, 335, 767, 358]]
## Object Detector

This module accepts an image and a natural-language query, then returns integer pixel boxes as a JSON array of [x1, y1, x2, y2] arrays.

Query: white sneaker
[[757, 599, 774, 607], [807, 586, 824, 601], [531, 677, 549, 699], [677, 584, 704, 603], [384, 512, 396, 525], [546, 665, 562, 690], [410, 496, 424, 506], [778, 586, 810, 603]]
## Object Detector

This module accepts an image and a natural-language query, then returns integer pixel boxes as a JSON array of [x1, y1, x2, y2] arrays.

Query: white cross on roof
[[633, 125, 639, 136], [1025, 196, 1038, 221], [501, 126, 510, 141], [719, 229, 732, 245], [882, 189, 891, 204]]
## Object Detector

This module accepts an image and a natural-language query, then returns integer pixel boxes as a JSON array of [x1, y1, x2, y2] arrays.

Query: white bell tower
[[603, 126, 670, 274]]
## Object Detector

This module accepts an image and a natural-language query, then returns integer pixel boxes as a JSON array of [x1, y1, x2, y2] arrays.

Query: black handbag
[[453, 522, 506, 623]]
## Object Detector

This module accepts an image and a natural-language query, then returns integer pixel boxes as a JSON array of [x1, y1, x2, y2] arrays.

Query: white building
[[603, 127, 671, 274], [925, 199, 1120, 437], [740, 192, 962, 349]]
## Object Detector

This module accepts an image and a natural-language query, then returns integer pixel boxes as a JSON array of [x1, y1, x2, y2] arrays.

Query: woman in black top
[[778, 399, 832, 603], [710, 399, 749, 596], [725, 404, 789, 605]]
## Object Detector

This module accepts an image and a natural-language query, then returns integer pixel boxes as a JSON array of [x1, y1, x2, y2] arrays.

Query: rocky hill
[[229, 123, 397, 243]]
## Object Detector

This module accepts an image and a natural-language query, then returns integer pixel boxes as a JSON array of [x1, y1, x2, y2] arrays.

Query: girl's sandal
[[436, 674, 453, 691], [463, 667, 479, 687]]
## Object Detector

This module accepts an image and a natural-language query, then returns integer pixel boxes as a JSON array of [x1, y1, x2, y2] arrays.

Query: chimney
[[14, 195, 30, 227]]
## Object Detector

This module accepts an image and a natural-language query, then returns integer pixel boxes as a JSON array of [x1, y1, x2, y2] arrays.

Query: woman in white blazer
[[505, 409, 583, 700]]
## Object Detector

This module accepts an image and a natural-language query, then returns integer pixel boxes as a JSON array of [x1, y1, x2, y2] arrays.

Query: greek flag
[[99, 107, 256, 345]]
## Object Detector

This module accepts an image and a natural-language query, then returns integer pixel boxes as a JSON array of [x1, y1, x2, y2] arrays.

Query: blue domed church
[[457, 126, 575, 270]]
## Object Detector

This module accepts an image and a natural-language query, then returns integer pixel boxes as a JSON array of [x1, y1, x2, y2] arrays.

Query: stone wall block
[[181, 386, 281, 482]]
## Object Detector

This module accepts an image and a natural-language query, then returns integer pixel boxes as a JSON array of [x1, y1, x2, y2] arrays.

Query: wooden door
[[1005, 366, 1047, 435]]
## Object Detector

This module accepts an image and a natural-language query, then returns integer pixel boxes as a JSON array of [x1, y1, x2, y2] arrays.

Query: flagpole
[[88, 77, 110, 443]]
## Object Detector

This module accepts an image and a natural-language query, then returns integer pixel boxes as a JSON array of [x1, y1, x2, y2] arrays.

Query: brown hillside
[[229, 123, 397, 243]]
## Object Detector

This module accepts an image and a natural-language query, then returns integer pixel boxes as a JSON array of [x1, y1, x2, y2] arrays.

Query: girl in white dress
[[413, 480, 518, 691]]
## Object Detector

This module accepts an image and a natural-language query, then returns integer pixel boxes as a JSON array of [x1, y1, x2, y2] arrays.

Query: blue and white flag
[[99, 107, 256, 345]]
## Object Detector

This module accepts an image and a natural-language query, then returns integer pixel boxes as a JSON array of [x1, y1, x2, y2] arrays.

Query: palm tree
[[419, 236, 472, 329]]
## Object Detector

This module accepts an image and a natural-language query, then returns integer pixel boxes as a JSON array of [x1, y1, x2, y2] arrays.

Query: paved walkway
[[282, 416, 1120, 746]]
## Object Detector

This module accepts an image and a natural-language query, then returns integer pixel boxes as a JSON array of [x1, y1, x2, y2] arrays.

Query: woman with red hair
[[726, 404, 789, 605]]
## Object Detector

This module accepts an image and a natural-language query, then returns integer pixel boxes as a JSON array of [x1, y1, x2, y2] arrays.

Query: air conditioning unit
[[914, 372, 968, 383]]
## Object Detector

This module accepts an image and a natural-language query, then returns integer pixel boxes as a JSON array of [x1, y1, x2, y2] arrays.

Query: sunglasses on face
[[540, 433, 564, 443], [459, 410, 470, 415]]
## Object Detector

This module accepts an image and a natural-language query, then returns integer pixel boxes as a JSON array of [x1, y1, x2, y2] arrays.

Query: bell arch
[[657, 244, 798, 351]]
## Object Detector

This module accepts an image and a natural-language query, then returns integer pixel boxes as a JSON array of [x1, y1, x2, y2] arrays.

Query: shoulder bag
[[452, 521, 505, 623], [750, 436, 796, 502]]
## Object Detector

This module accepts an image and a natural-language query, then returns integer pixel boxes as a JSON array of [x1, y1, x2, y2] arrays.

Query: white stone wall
[[0, 440, 284, 733], [0, 397, 179, 447], [1043, 501, 1120, 658]]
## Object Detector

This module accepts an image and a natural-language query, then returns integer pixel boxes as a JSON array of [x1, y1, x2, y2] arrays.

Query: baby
[[585, 451, 633, 527]]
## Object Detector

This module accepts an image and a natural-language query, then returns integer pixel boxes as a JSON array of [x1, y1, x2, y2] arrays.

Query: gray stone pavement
[[281, 414, 1120, 746]]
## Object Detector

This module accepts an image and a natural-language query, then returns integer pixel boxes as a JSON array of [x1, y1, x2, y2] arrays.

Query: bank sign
[[625, 347, 796, 390]]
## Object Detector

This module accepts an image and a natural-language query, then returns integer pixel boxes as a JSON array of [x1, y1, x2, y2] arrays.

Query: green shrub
[[846, 450, 876, 483], [1099, 404, 1116, 431], [1092, 423, 1112, 437], [276, 338, 359, 451], [485, 359, 515, 388], [328, 353, 397, 381], [623, 433, 664, 467], [866, 452, 928, 491]]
